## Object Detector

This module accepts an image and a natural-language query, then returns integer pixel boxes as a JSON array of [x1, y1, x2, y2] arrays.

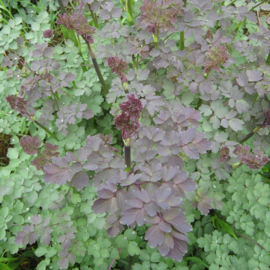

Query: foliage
[[0, 0, 270, 269]]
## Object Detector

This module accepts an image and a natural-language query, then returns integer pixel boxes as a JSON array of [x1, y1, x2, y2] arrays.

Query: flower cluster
[[107, 56, 128, 83], [204, 45, 230, 73], [139, 0, 180, 33], [56, 13, 95, 41], [219, 146, 230, 162], [114, 94, 143, 140], [233, 144, 269, 169]]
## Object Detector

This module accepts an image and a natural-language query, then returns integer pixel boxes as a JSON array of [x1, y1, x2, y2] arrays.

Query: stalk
[[179, 0, 187, 50], [249, 0, 268, 11], [85, 42, 109, 94], [239, 125, 264, 144], [57, 0, 66, 13], [87, 3, 99, 29], [153, 27, 160, 49], [124, 138, 131, 171], [126, 0, 134, 24], [179, 31, 185, 51], [266, 52, 270, 66], [235, 20, 244, 33], [31, 118, 58, 140]]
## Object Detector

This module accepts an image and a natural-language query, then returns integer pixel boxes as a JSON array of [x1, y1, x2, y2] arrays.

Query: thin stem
[[125, 145, 131, 169], [249, 0, 268, 11], [126, 0, 134, 24], [57, 0, 66, 13], [239, 125, 264, 144], [179, 31, 185, 51], [266, 52, 270, 66], [32, 119, 58, 140], [87, 3, 99, 29], [179, 0, 186, 50], [128, 256, 133, 270], [51, 91, 60, 111], [235, 232, 266, 251], [235, 20, 244, 33], [108, 249, 121, 270], [85, 41, 109, 94]]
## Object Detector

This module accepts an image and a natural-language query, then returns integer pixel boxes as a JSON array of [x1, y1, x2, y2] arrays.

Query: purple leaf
[[120, 208, 145, 226], [92, 197, 118, 214], [44, 164, 71, 185], [20, 136, 41, 155], [70, 171, 89, 190], [246, 70, 262, 82], [58, 258, 69, 270], [158, 220, 172, 233], [229, 118, 244, 131], [145, 225, 164, 248]]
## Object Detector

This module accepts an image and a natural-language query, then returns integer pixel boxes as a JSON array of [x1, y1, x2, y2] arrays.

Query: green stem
[[126, 0, 134, 24], [239, 125, 264, 144], [179, 31, 185, 51], [249, 0, 268, 11], [56, 0, 66, 13], [232, 162, 242, 169], [125, 145, 131, 169], [85, 42, 109, 94], [153, 27, 159, 49], [235, 20, 244, 33], [32, 119, 58, 140], [266, 52, 270, 66], [87, 3, 99, 29]]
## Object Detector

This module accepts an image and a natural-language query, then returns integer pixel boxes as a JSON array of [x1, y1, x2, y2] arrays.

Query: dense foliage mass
[[0, 0, 270, 269]]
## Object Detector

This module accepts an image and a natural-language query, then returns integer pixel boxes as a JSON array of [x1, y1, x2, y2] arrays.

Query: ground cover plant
[[0, 0, 270, 269]]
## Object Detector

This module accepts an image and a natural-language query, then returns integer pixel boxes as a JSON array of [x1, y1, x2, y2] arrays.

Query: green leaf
[[31, 22, 40, 31], [35, 247, 47, 257], [150, 252, 160, 262], [184, 257, 209, 268], [127, 241, 140, 256], [0, 228, 6, 240], [6, 148, 18, 159], [0, 262, 12, 270], [124, 229, 137, 240], [0, 206, 9, 218]]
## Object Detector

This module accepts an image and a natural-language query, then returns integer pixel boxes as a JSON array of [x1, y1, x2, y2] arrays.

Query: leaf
[[136, 69, 150, 81], [235, 100, 249, 113], [44, 164, 71, 185], [127, 242, 140, 256], [246, 70, 262, 82], [70, 171, 89, 191], [229, 118, 244, 131], [6, 148, 19, 159], [214, 216, 238, 239], [184, 257, 209, 268], [35, 247, 47, 257]]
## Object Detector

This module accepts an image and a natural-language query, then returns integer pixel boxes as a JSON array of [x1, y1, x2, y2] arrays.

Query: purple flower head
[[120, 94, 143, 121], [107, 56, 128, 83], [147, 23, 157, 34], [56, 13, 95, 39], [139, 0, 180, 33], [114, 94, 143, 140], [6, 95, 28, 115], [85, 35, 94, 44], [43, 29, 54, 38], [219, 146, 230, 162], [233, 144, 269, 169], [204, 45, 230, 73]]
